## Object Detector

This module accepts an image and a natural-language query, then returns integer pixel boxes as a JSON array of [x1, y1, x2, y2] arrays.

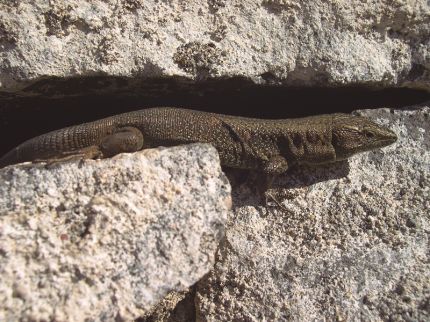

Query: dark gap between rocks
[[0, 77, 429, 155]]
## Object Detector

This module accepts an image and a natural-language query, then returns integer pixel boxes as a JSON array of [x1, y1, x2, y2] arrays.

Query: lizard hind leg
[[100, 127, 144, 158]]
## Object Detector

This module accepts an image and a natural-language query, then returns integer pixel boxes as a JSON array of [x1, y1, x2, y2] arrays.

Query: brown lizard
[[0, 108, 397, 176]]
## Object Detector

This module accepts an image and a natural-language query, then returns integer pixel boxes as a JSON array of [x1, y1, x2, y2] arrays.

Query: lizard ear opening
[[100, 127, 144, 157]]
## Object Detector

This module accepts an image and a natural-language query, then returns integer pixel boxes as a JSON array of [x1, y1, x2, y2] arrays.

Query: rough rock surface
[[0, 0, 429, 94], [0, 144, 231, 322], [138, 288, 196, 322], [196, 106, 430, 321]]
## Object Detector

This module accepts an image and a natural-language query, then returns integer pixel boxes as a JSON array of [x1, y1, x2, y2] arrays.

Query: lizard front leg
[[100, 127, 144, 157]]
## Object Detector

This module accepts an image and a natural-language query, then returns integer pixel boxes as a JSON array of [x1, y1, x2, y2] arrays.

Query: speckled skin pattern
[[0, 107, 397, 171]]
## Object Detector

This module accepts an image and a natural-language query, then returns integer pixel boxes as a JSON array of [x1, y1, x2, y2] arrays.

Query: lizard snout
[[332, 115, 398, 160]]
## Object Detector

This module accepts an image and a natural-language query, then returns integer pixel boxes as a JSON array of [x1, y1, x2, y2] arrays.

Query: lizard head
[[332, 114, 397, 160]]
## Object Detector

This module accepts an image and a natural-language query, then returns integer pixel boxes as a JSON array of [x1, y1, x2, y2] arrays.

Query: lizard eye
[[364, 130, 375, 139]]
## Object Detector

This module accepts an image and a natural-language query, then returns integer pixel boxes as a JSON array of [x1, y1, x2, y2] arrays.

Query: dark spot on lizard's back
[[306, 131, 320, 144], [292, 133, 302, 148]]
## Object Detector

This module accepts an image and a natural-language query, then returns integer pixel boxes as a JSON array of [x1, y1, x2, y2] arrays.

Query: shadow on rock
[[226, 160, 350, 208]]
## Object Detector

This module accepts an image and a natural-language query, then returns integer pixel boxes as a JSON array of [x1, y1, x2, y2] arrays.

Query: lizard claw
[[264, 190, 289, 211]]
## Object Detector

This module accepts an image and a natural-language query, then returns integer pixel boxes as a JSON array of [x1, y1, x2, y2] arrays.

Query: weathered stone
[[0, 144, 231, 322], [0, 0, 428, 94], [138, 288, 196, 322], [196, 106, 430, 321]]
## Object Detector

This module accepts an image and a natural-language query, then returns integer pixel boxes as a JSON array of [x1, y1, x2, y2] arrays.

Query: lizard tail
[[0, 148, 18, 168], [0, 119, 117, 168]]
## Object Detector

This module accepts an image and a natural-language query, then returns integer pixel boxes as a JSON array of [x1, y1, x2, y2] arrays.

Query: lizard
[[0, 108, 397, 178]]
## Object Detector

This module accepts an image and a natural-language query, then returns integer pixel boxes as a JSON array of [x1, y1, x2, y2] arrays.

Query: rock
[[0, 144, 231, 322], [138, 288, 196, 322], [0, 0, 429, 94], [196, 106, 430, 321]]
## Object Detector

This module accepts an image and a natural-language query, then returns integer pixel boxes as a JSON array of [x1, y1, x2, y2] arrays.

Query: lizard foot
[[264, 190, 290, 212], [100, 127, 144, 157], [35, 145, 104, 166], [255, 174, 286, 210], [254, 172, 290, 211]]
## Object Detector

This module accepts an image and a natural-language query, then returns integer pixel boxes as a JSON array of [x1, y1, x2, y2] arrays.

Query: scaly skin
[[0, 107, 397, 172]]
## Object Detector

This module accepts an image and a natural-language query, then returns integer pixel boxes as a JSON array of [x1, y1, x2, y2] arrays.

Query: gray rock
[[0, 0, 428, 94], [139, 288, 196, 322], [0, 144, 231, 322], [196, 106, 430, 321]]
